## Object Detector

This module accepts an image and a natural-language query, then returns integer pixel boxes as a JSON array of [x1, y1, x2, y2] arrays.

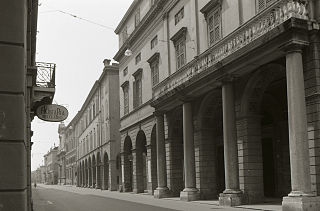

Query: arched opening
[[136, 130, 148, 193], [196, 91, 225, 199], [167, 108, 184, 196], [92, 155, 96, 188], [239, 63, 291, 203], [103, 152, 109, 190], [260, 80, 290, 198], [97, 152, 101, 189], [150, 125, 158, 193], [123, 136, 133, 192]]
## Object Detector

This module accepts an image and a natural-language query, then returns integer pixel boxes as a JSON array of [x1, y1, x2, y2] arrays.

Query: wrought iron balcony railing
[[153, 0, 308, 100], [36, 62, 56, 88]]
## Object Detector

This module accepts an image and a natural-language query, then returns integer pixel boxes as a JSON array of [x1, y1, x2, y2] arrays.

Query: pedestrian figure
[[34, 183, 37, 188]]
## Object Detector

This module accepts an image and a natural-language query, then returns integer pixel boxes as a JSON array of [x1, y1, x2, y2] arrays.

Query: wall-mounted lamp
[[124, 48, 133, 57]]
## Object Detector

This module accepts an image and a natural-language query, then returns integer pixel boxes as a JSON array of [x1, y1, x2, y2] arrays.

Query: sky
[[31, 0, 132, 171]]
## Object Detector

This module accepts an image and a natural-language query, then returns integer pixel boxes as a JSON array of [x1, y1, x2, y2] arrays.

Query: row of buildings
[[55, 0, 320, 210], [32, 146, 59, 185]]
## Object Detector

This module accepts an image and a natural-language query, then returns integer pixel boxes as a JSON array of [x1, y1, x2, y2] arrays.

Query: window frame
[[175, 36, 186, 70], [135, 53, 141, 64], [133, 69, 143, 108], [175, 7, 184, 25], [151, 35, 158, 49], [206, 6, 221, 46], [256, 0, 276, 13], [121, 82, 129, 115]]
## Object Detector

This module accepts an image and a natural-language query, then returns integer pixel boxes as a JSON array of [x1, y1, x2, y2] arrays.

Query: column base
[[219, 190, 243, 206], [180, 188, 200, 201], [154, 187, 170, 199], [282, 196, 320, 211]]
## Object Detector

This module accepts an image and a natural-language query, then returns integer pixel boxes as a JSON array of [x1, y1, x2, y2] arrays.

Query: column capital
[[280, 40, 309, 54], [153, 110, 165, 117], [217, 74, 236, 86]]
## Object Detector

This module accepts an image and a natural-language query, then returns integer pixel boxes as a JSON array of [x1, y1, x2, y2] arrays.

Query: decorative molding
[[200, 0, 221, 16], [121, 80, 129, 88], [170, 27, 187, 42], [132, 68, 143, 78], [147, 52, 160, 64]]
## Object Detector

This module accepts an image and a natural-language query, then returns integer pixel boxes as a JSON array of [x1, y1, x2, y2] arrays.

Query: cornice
[[114, 0, 167, 62]]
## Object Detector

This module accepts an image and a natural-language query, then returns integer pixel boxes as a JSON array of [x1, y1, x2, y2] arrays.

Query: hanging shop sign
[[36, 104, 68, 122]]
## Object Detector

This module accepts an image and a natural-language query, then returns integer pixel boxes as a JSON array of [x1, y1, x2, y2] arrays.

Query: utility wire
[[39, 9, 115, 31]]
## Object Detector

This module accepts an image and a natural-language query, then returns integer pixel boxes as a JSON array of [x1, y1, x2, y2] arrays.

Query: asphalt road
[[32, 187, 178, 211]]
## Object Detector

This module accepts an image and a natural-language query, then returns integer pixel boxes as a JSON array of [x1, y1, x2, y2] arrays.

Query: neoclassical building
[[58, 59, 121, 191], [114, 0, 320, 210]]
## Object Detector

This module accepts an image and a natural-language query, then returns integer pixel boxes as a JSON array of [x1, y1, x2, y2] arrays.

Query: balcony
[[32, 62, 56, 108], [152, 0, 309, 106]]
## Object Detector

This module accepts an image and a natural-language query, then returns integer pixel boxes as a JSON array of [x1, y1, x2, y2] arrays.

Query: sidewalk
[[36, 184, 282, 211]]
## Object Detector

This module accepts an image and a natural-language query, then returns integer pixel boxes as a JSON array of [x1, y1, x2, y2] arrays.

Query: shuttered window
[[207, 8, 221, 46], [257, 0, 276, 12]]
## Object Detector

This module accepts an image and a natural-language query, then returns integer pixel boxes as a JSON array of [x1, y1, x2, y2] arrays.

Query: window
[[175, 37, 186, 69], [123, 67, 128, 76], [133, 70, 142, 108], [93, 104, 95, 117], [175, 7, 184, 25], [257, 0, 276, 12], [148, 53, 160, 86], [151, 60, 159, 86], [207, 8, 221, 46], [151, 35, 158, 49], [135, 8, 140, 27], [135, 53, 141, 64], [122, 82, 129, 115]]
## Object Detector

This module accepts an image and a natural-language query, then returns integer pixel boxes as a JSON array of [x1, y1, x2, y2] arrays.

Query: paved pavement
[[32, 184, 282, 211]]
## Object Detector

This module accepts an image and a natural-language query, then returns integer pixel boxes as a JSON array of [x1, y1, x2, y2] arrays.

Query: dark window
[[175, 37, 186, 69], [207, 8, 221, 46], [150, 59, 159, 86], [257, 0, 276, 12], [133, 71, 142, 108]]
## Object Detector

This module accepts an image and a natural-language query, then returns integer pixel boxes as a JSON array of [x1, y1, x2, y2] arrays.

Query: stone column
[[109, 159, 118, 191], [180, 103, 199, 201], [95, 164, 100, 189], [282, 44, 320, 210], [219, 81, 243, 206], [154, 113, 170, 198]]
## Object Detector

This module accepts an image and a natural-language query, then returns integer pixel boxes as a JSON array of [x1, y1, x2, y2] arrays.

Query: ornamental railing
[[36, 62, 56, 88], [153, 0, 308, 99]]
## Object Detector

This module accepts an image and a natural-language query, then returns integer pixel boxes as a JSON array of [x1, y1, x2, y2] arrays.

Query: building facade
[[44, 146, 59, 185], [56, 60, 121, 191], [76, 60, 121, 191], [114, 0, 320, 210]]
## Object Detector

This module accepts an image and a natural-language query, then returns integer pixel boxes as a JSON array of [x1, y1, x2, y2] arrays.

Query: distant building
[[58, 119, 79, 186], [114, 0, 320, 210], [44, 146, 59, 185], [32, 165, 46, 184]]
